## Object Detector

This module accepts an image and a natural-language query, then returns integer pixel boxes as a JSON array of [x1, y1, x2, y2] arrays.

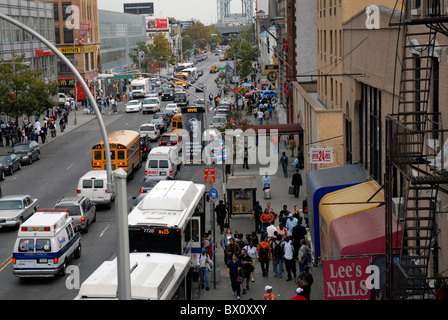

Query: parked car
[[139, 123, 160, 141], [140, 175, 174, 194], [142, 97, 160, 114], [0, 154, 21, 175], [125, 100, 142, 113], [150, 118, 168, 134], [0, 195, 39, 230], [165, 103, 180, 114], [54, 196, 96, 233], [11, 141, 41, 165]]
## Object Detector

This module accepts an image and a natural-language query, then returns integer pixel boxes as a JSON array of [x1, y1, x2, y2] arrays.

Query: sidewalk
[[196, 99, 325, 301]]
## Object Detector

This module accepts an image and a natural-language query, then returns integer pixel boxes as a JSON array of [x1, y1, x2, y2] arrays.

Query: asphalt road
[[0, 53, 224, 300]]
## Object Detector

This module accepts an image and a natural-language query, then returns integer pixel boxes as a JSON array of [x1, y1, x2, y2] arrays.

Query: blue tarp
[[306, 163, 370, 257]]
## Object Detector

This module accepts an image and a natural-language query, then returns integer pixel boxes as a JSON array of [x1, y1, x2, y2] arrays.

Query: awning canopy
[[319, 180, 384, 259], [330, 206, 402, 259], [306, 163, 370, 257], [236, 123, 302, 135]]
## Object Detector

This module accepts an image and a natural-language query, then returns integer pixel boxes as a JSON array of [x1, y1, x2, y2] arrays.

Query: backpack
[[272, 241, 284, 259], [259, 245, 269, 260]]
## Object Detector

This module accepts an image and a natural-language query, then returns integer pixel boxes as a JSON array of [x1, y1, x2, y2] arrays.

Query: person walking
[[297, 146, 305, 169], [225, 238, 241, 265], [291, 169, 303, 198], [244, 241, 258, 282], [298, 239, 311, 273], [197, 247, 211, 291], [280, 152, 289, 177], [288, 136, 296, 157], [257, 109, 264, 125], [215, 200, 227, 234], [263, 285, 277, 300], [239, 248, 253, 295], [262, 172, 271, 190], [285, 213, 299, 236], [227, 253, 242, 300], [260, 208, 275, 240], [291, 287, 307, 300], [271, 234, 284, 279], [243, 147, 249, 169], [298, 265, 314, 300], [251, 201, 263, 234], [257, 236, 271, 277], [292, 223, 308, 260], [221, 228, 234, 263], [283, 236, 296, 281]]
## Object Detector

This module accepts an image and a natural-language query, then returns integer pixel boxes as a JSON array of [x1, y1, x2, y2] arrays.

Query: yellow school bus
[[171, 114, 183, 131], [174, 72, 189, 89], [92, 130, 142, 178]]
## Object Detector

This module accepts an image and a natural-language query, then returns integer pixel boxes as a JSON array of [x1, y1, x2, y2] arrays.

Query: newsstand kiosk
[[226, 175, 257, 216]]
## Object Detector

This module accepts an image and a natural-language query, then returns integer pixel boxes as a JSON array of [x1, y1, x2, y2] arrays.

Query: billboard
[[146, 18, 169, 31], [181, 106, 206, 164]]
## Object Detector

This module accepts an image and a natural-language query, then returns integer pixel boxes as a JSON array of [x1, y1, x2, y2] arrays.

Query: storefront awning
[[319, 180, 384, 259], [330, 205, 402, 259], [236, 123, 302, 135], [306, 163, 370, 257]]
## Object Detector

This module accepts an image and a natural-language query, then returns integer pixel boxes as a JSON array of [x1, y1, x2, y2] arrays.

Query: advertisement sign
[[146, 18, 169, 31], [78, 22, 90, 46], [323, 258, 371, 300], [181, 106, 205, 164], [309, 146, 334, 164]]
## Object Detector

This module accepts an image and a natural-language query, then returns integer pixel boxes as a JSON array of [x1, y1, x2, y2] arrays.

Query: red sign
[[234, 87, 239, 94], [204, 168, 215, 183], [146, 18, 169, 31], [323, 258, 371, 300], [309, 146, 334, 164], [35, 49, 54, 57]]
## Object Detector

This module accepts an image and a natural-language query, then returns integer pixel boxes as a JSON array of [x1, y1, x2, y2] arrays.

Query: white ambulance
[[12, 209, 81, 278]]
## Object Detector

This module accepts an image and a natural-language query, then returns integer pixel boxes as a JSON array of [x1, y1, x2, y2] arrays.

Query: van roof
[[149, 146, 174, 154], [19, 209, 71, 236], [80, 170, 108, 179]]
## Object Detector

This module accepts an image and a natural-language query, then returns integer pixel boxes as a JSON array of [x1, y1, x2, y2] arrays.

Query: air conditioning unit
[[392, 197, 405, 221]]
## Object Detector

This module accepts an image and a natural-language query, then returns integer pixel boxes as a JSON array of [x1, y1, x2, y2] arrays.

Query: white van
[[77, 170, 114, 208], [12, 209, 81, 277], [145, 146, 181, 178]]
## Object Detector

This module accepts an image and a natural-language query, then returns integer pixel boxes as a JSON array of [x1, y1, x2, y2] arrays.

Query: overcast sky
[[98, 0, 219, 25]]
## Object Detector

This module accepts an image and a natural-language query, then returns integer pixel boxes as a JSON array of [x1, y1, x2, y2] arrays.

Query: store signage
[[58, 47, 81, 54], [309, 146, 334, 164], [323, 258, 373, 300], [35, 49, 54, 57]]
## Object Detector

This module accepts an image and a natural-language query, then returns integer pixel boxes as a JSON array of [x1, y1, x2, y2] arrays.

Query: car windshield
[[56, 205, 81, 216], [12, 145, 30, 152], [151, 118, 163, 124], [213, 117, 226, 123], [164, 89, 173, 94], [129, 101, 140, 105], [142, 177, 165, 188], [0, 200, 23, 210], [148, 90, 157, 94], [0, 155, 11, 162], [144, 99, 158, 104]]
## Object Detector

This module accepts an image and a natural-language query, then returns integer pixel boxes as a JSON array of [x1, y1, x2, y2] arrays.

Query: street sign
[[204, 168, 216, 183], [234, 87, 239, 94], [216, 140, 227, 162], [114, 75, 133, 79], [209, 188, 218, 203]]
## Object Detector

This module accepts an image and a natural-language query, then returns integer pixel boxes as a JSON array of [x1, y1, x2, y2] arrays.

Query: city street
[[0, 54, 224, 300]]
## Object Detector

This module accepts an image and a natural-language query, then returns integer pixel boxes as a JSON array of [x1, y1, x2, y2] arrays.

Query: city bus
[[92, 130, 142, 179], [128, 180, 206, 258], [173, 72, 189, 89], [174, 62, 193, 73], [180, 67, 197, 83]]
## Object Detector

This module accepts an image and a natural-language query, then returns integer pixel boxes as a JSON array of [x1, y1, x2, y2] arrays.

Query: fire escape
[[385, 0, 448, 299]]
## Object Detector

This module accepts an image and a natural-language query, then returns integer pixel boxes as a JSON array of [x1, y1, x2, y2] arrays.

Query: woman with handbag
[[227, 253, 242, 300]]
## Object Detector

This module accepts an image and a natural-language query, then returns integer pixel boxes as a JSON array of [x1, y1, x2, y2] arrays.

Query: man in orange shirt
[[257, 236, 271, 277], [260, 208, 274, 240]]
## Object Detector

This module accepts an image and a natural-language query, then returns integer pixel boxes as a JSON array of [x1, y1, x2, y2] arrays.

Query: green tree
[[227, 37, 259, 79], [0, 54, 58, 120], [130, 34, 174, 73]]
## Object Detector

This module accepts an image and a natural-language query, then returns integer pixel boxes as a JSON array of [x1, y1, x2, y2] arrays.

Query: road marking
[[39, 181, 49, 190], [99, 224, 110, 237], [0, 255, 12, 273], [66, 163, 74, 170]]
